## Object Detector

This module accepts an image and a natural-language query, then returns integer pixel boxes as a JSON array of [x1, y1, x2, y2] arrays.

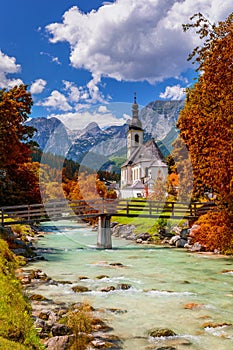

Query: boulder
[[109, 262, 125, 267], [169, 235, 180, 246], [35, 318, 51, 334], [148, 328, 177, 338], [96, 274, 110, 279], [117, 283, 131, 290], [137, 232, 151, 241], [171, 226, 182, 235], [191, 242, 203, 252], [111, 224, 136, 240], [180, 228, 190, 239], [51, 323, 72, 336], [107, 308, 127, 314], [78, 275, 89, 280], [72, 285, 90, 293], [44, 335, 74, 350], [100, 286, 116, 292], [38, 311, 50, 320], [29, 293, 47, 301], [189, 224, 200, 238], [184, 303, 204, 309], [175, 238, 187, 248]]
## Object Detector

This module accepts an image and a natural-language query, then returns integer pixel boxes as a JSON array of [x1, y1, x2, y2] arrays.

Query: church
[[120, 95, 168, 198]]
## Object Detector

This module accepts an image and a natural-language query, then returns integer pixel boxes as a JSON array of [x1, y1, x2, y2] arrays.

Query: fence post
[[193, 203, 197, 217], [1, 209, 4, 227], [27, 205, 31, 221], [149, 201, 152, 215], [126, 200, 129, 215], [172, 202, 175, 216]]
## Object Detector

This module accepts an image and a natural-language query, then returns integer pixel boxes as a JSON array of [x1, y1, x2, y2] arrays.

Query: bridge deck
[[0, 199, 216, 226]]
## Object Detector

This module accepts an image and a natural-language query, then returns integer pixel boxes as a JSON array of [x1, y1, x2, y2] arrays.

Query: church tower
[[127, 93, 144, 158]]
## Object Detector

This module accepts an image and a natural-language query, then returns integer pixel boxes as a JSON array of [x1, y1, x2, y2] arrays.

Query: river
[[26, 220, 233, 350]]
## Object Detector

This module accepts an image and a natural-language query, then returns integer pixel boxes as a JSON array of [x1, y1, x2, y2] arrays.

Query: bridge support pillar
[[97, 215, 112, 249]]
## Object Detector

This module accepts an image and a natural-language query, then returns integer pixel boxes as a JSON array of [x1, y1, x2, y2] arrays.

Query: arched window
[[135, 134, 139, 143]]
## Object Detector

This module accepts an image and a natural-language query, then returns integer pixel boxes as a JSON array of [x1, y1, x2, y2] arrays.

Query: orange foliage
[[64, 172, 117, 201], [166, 173, 179, 199], [192, 210, 233, 254], [178, 13, 233, 214], [0, 85, 41, 204]]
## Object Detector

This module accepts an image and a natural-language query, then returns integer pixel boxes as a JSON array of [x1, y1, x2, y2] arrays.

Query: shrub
[[192, 210, 233, 254], [67, 303, 93, 350]]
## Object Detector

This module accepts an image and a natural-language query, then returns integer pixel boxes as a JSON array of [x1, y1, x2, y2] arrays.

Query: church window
[[134, 134, 139, 143]]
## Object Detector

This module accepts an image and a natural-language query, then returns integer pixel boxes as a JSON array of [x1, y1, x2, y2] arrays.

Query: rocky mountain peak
[[28, 100, 184, 162]]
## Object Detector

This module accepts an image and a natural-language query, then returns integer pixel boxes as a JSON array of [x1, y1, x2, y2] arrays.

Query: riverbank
[[0, 228, 43, 349]]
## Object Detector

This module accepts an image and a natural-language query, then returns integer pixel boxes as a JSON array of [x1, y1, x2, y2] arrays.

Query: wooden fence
[[0, 199, 216, 226]]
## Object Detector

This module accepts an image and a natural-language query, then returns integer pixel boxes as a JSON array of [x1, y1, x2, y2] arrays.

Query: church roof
[[121, 139, 166, 168]]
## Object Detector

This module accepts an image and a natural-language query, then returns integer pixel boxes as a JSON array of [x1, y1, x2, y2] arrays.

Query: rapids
[[26, 220, 233, 349]]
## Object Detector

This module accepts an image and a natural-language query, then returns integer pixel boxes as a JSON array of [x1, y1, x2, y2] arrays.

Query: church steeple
[[129, 92, 142, 130], [127, 93, 144, 158]]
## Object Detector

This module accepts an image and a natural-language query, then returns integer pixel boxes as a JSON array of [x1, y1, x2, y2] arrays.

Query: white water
[[26, 220, 233, 349]]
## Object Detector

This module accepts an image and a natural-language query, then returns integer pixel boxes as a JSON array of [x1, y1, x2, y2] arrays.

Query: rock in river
[[148, 328, 177, 338], [72, 285, 90, 293]]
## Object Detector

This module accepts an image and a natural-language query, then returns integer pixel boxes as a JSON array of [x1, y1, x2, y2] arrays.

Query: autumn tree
[[0, 85, 40, 205], [166, 173, 179, 200], [176, 13, 233, 252], [178, 13, 233, 209], [149, 170, 167, 201]]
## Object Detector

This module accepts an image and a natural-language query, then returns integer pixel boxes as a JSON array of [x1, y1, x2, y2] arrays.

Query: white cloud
[[62, 77, 105, 108], [160, 84, 186, 100], [40, 51, 61, 65], [0, 50, 23, 88], [30, 79, 47, 94], [49, 108, 128, 130], [86, 73, 104, 103], [63, 80, 80, 102], [46, 0, 233, 84], [98, 105, 108, 113], [38, 90, 72, 111]]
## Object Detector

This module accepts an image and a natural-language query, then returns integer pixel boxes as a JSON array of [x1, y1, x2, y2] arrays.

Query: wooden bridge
[[0, 199, 215, 248]]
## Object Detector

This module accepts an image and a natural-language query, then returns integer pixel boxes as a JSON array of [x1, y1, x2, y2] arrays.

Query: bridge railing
[[0, 199, 216, 226]]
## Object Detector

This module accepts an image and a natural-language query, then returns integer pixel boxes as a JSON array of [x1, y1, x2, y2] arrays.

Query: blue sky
[[0, 0, 232, 130]]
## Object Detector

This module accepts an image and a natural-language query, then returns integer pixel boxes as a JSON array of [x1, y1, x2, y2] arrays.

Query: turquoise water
[[27, 220, 233, 349]]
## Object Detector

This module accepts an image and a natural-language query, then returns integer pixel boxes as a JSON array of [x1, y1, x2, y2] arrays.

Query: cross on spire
[[134, 92, 137, 104]]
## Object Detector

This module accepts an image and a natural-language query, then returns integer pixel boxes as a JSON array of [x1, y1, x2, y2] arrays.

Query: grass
[[0, 237, 44, 349], [68, 303, 93, 350], [0, 337, 30, 350], [112, 214, 186, 235], [112, 198, 187, 234]]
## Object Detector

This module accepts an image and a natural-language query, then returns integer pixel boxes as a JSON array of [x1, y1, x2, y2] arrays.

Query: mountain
[[27, 100, 184, 167], [140, 100, 184, 140], [28, 117, 71, 157]]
